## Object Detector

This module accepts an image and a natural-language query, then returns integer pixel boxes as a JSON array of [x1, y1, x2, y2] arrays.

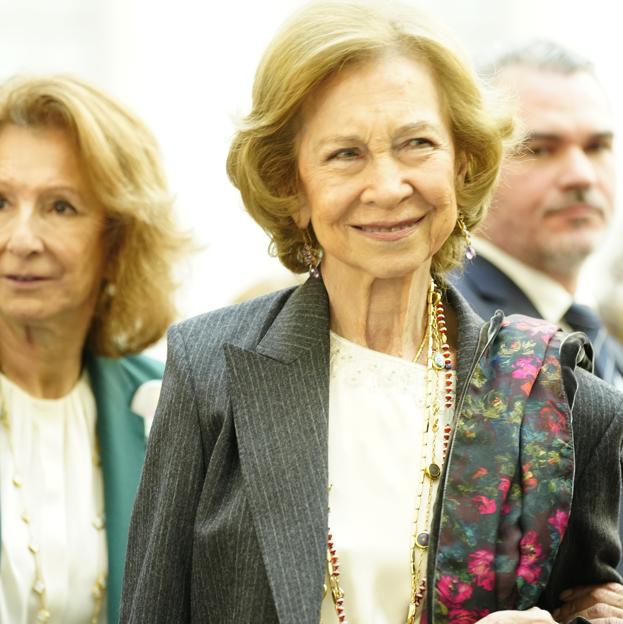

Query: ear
[[293, 194, 311, 229], [455, 153, 468, 187]]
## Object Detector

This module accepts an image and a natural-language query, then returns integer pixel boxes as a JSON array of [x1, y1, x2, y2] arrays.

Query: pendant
[[432, 352, 445, 370], [415, 531, 429, 549], [425, 463, 441, 479]]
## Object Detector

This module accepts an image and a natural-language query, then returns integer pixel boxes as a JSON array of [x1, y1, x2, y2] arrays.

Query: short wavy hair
[[0, 74, 189, 357], [227, 0, 515, 280]]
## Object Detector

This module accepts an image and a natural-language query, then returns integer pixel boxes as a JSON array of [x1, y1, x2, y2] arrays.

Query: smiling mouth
[[357, 217, 423, 231], [353, 215, 426, 242], [6, 275, 48, 282]]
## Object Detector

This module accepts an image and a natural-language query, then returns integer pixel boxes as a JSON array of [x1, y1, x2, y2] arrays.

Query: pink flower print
[[446, 608, 478, 624], [472, 495, 496, 514], [467, 549, 495, 590], [498, 476, 511, 495], [511, 357, 539, 380], [448, 608, 491, 624], [517, 530, 542, 584], [540, 405, 566, 434], [548, 510, 569, 537], [438, 575, 473, 608], [513, 318, 554, 337]]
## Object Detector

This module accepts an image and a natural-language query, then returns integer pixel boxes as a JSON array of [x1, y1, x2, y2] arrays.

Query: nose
[[3, 210, 45, 257], [360, 156, 414, 207], [558, 146, 599, 190]]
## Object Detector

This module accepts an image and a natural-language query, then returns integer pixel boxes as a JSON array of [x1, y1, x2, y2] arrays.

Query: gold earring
[[457, 215, 475, 260], [299, 229, 322, 278]]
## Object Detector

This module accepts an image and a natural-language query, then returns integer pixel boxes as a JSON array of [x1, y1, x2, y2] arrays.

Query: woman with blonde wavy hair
[[0, 74, 187, 623], [122, 2, 623, 623]]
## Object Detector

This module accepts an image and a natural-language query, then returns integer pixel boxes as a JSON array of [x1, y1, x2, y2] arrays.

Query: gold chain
[[326, 278, 454, 624], [0, 378, 107, 623]]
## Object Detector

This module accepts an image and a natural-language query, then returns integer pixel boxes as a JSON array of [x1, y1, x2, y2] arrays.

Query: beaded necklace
[[0, 376, 107, 624], [325, 279, 454, 624]]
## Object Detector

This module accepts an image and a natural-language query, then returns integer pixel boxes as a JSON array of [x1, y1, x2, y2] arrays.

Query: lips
[[3, 274, 51, 286], [352, 216, 425, 241], [546, 203, 605, 220]]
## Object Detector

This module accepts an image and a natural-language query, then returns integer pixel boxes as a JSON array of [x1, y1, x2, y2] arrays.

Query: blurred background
[[1, 0, 621, 355]]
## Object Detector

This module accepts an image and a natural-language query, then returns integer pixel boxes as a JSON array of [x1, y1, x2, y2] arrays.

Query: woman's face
[[0, 124, 108, 328], [296, 53, 458, 284]]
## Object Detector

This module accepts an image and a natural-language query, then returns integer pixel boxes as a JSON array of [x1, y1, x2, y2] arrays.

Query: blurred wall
[[1, 0, 620, 347]]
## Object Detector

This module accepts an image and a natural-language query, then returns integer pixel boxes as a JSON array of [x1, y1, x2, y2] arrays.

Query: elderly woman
[[121, 2, 623, 623], [0, 75, 186, 623]]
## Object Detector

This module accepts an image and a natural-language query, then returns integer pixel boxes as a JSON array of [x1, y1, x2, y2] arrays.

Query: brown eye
[[329, 148, 360, 160], [404, 138, 433, 148], [52, 200, 77, 215]]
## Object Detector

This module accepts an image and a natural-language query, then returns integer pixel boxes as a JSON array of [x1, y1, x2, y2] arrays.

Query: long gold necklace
[[325, 278, 454, 624], [0, 377, 107, 624]]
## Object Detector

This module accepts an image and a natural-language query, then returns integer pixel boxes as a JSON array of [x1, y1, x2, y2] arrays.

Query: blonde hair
[[227, 0, 514, 280], [0, 74, 189, 356]]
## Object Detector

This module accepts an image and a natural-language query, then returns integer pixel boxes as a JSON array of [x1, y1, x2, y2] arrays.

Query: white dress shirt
[[0, 372, 108, 624], [320, 332, 454, 623]]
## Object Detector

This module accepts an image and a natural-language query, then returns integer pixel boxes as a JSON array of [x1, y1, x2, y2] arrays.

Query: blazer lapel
[[463, 256, 541, 319], [87, 355, 147, 624], [225, 278, 330, 624]]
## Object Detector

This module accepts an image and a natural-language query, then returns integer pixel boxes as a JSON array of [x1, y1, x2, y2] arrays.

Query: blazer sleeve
[[538, 366, 623, 612], [120, 324, 205, 623]]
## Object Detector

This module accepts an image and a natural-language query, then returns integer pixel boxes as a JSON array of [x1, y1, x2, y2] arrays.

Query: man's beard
[[539, 187, 609, 277]]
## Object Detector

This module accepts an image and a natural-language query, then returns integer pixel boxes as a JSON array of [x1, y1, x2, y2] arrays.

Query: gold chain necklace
[[325, 278, 454, 624], [0, 377, 107, 624]]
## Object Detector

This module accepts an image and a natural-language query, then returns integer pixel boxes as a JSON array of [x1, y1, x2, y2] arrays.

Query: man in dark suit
[[453, 42, 623, 581], [453, 40, 623, 389]]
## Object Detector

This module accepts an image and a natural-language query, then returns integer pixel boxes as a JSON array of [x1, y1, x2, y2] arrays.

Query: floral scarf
[[432, 315, 574, 622]]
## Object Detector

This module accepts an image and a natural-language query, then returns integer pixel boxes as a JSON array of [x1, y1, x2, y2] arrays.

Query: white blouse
[[0, 372, 107, 624], [320, 332, 454, 624]]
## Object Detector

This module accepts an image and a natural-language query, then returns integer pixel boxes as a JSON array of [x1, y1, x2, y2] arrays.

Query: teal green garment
[[0, 353, 163, 624], [87, 353, 164, 624]]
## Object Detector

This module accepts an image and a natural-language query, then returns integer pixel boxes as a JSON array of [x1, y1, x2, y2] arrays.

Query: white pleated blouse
[[0, 372, 107, 624], [320, 332, 454, 624]]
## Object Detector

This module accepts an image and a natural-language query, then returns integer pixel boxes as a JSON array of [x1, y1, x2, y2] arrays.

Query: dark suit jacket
[[454, 255, 623, 577], [120, 279, 623, 623], [452, 254, 623, 384]]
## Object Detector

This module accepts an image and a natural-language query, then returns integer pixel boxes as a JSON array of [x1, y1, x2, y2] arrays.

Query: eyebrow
[[44, 184, 86, 199], [314, 121, 446, 150], [0, 179, 86, 201], [525, 131, 614, 142]]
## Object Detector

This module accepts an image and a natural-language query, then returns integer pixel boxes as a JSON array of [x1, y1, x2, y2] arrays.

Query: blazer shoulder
[[115, 353, 165, 381], [574, 368, 623, 413], [87, 352, 164, 391], [170, 286, 297, 353], [571, 367, 623, 450]]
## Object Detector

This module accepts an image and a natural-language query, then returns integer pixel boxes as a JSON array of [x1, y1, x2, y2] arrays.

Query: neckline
[[330, 330, 427, 370], [0, 370, 90, 408]]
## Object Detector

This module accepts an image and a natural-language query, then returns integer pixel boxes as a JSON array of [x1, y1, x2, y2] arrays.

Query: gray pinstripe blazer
[[120, 278, 623, 623]]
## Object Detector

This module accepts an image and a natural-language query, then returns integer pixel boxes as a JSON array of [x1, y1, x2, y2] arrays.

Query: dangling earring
[[299, 228, 322, 278], [457, 214, 476, 260]]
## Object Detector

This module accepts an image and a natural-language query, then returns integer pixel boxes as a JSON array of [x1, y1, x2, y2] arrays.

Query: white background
[[1, 0, 621, 356]]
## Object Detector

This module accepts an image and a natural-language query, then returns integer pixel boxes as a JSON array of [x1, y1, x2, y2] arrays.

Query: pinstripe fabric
[[120, 278, 623, 623]]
